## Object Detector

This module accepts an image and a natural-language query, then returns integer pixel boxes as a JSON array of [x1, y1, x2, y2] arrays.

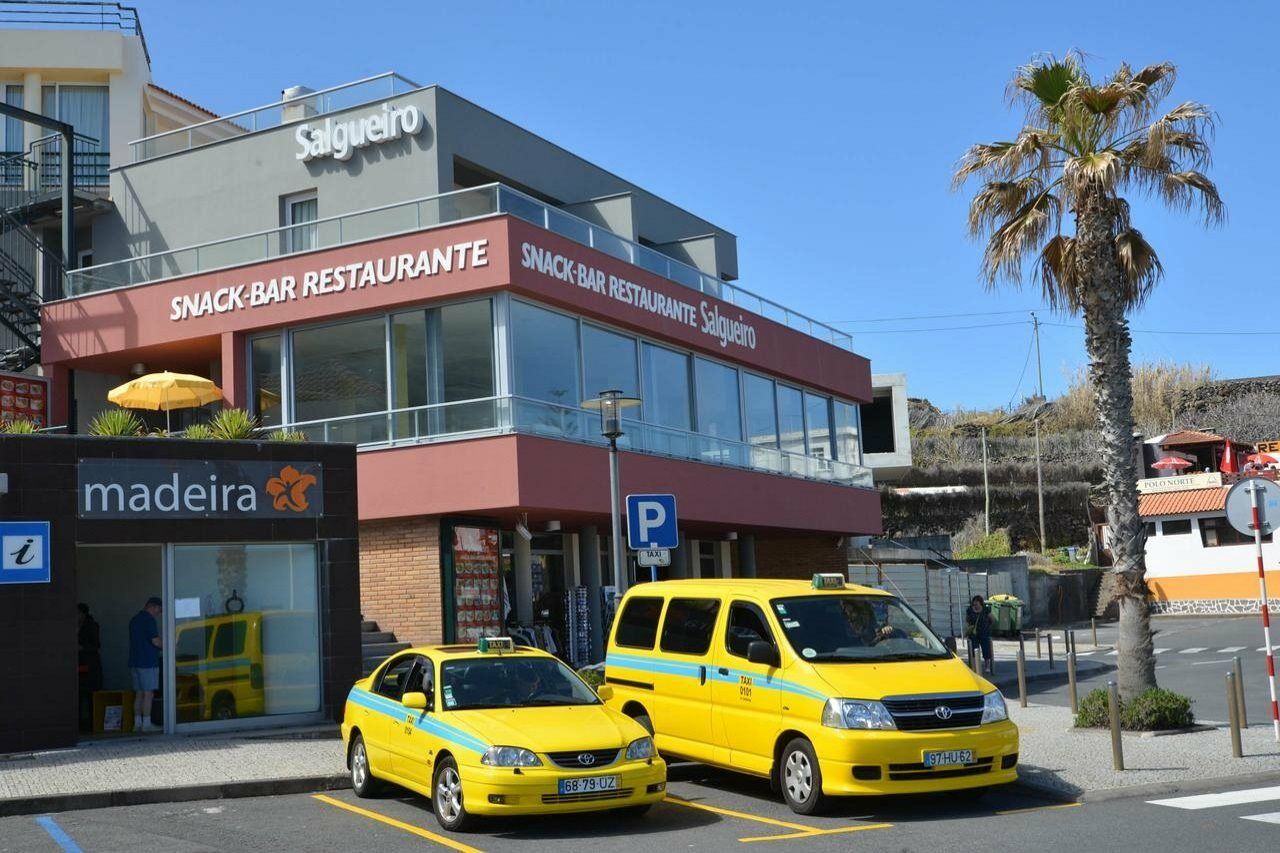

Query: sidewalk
[[1012, 702, 1280, 801], [977, 636, 1115, 694], [0, 727, 347, 817]]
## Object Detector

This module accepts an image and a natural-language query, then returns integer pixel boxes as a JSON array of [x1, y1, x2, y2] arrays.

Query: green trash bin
[[988, 594, 1021, 637], [1008, 598, 1024, 635]]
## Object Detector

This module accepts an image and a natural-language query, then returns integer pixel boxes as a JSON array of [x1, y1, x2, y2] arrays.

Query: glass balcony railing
[[130, 72, 421, 162], [63, 183, 854, 351], [279, 395, 873, 489]]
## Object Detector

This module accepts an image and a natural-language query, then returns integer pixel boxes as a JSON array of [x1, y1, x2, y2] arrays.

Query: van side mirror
[[402, 691, 431, 712], [596, 684, 614, 702], [747, 640, 779, 667]]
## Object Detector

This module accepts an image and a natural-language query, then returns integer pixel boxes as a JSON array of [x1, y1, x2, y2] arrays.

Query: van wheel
[[349, 734, 382, 798], [211, 694, 236, 720], [632, 713, 654, 735], [779, 738, 826, 815]]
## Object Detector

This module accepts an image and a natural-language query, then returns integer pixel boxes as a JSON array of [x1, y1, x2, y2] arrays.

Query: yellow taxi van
[[603, 576, 1018, 814], [342, 638, 666, 832]]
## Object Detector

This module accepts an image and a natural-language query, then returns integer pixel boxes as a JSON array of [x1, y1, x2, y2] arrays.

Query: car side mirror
[[746, 640, 779, 667], [596, 684, 614, 702], [402, 691, 431, 712]]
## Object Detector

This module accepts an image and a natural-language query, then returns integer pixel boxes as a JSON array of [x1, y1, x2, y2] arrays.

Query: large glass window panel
[[434, 299, 495, 432], [172, 544, 320, 725], [250, 335, 283, 427], [833, 400, 861, 464], [694, 358, 742, 441], [743, 373, 778, 447], [776, 385, 806, 456], [291, 316, 388, 443], [511, 301, 584, 438], [582, 323, 640, 430], [640, 343, 693, 458], [391, 310, 427, 439], [805, 392, 834, 460]]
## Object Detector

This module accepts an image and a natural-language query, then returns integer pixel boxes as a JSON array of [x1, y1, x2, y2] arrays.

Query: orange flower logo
[[265, 465, 317, 513]]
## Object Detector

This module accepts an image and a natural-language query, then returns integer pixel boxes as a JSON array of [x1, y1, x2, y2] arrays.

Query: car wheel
[[211, 695, 236, 720], [779, 737, 826, 815], [632, 713, 654, 735], [433, 756, 475, 832], [349, 734, 381, 798]]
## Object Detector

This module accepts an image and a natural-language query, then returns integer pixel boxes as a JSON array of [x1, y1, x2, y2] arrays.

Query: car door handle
[[718, 667, 729, 676], [699, 665, 707, 685]]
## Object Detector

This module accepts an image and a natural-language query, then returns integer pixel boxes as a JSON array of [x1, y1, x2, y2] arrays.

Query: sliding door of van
[[650, 597, 722, 762]]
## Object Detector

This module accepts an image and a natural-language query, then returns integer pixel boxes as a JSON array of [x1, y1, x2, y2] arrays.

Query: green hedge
[[881, 483, 1091, 550], [1074, 687, 1195, 731]]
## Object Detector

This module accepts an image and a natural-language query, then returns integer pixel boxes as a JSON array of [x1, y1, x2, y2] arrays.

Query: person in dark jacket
[[965, 595, 994, 674], [77, 603, 103, 731]]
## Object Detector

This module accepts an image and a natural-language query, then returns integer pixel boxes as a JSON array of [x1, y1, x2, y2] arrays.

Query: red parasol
[[1152, 455, 1194, 471], [1247, 452, 1280, 466], [1220, 439, 1238, 474]]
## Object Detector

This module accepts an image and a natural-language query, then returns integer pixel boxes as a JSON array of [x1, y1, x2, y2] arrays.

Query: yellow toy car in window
[[341, 638, 666, 832], [603, 577, 1019, 814]]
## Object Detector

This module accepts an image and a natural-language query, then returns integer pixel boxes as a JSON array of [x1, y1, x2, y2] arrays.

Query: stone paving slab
[[1011, 702, 1280, 799]]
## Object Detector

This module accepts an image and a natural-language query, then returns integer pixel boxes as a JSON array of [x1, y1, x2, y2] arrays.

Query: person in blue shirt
[[128, 597, 163, 732]]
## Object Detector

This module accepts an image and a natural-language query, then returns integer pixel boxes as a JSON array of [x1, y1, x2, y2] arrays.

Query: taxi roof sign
[[477, 636, 515, 654], [812, 573, 845, 590]]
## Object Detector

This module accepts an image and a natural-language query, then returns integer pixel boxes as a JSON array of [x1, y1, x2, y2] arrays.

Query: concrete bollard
[[1048, 633, 1055, 671], [1068, 651, 1078, 714], [1016, 648, 1028, 708], [1107, 681, 1124, 771], [1035, 631, 1042, 659], [1226, 672, 1243, 758], [1091, 617, 1098, 648], [1234, 656, 1248, 729]]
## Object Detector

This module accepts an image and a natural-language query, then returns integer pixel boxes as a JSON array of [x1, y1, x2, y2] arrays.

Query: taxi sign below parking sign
[[626, 494, 678, 550], [0, 521, 51, 584]]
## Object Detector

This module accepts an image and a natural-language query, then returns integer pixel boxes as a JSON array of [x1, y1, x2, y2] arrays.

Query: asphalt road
[[1026, 616, 1278, 725], [5, 766, 1279, 852]]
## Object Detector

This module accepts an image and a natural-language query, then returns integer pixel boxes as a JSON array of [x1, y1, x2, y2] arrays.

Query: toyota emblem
[[934, 705, 954, 721], [578, 753, 596, 766]]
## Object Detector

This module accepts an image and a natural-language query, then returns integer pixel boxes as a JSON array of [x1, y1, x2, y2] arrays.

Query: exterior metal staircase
[[0, 205, 60, 371]]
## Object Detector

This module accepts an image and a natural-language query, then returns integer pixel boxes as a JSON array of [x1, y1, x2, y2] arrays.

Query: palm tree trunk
[[1076, 190, 1157, 701]]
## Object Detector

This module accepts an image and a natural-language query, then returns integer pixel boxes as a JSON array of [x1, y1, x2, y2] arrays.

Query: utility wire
[[830, 309, 1033, 324], [851, 320, 1029, 334], [1043, 321, 1280, 337], [1007, 326, 1036, 410]]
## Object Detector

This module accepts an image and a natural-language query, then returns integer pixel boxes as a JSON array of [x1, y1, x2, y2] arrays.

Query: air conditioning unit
[[281, 85, 318, 123]]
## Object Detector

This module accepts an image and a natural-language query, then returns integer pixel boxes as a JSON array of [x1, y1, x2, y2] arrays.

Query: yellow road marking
[[995, 802, 1083, 816], [739, 823, 894, 843], [311, 794, 483, 852], [663, 794, 892, 843]]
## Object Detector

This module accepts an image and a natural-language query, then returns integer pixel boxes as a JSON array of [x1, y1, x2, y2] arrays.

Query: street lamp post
[[583, 390, 641, 599]]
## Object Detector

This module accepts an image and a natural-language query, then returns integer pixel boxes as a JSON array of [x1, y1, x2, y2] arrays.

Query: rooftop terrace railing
[[61, 183, 855, 351], [128, 72, 421, 162], [0, 2, 149, 63]]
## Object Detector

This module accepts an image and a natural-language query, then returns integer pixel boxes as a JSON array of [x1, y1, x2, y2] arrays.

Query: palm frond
[[1036, 234, 1082, 311], [953, 131, 1056, 187], [1160, 170, 1226, 224], [1063, 150, 1123, 195], [1114, 228, 1163, 307], [1008, 53, 1085, 121], [981, 191, 1061, 285], [1134, 101, 1216, 170], [966, 176, 1048, 237]]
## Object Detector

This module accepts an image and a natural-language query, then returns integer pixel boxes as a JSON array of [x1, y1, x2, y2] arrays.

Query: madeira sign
[[78, 459, 323, 519]]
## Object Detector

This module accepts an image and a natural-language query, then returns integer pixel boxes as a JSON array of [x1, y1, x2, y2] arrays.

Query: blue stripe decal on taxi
[[348, 688, 490, 753], [605, 653, 827, 701]]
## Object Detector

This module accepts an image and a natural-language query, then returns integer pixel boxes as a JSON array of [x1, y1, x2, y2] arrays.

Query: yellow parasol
[[107, 371, 223, 433]]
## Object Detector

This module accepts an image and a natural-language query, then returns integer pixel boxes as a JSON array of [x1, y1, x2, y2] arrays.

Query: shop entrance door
[[74, 545, 167, 737]]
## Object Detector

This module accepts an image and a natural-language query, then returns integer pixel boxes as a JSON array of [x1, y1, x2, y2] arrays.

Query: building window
[[694, 358, 742, 441], [833, 400, 860, 464], [434, 299, 495, 431], [250, 334, 283, 427], [697, 540, 717, 578], [1161, 519, 1192, 536], [1199, 516, 1268, 547], [583, 324, 640, 412], [805, 392, 833, 460], [3, 85, 23, 165], [861, 393, 896, 454], [511, 301, 582, 436], [291, 316, 387, 441], [776, 384, 805, 456], [743, 373, 778, 449], [641, 343, 692, 432], [390, 309, 428, 437], [283, 192, 318, 253]]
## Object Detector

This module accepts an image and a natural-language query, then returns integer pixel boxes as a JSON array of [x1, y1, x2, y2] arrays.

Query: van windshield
[[770, 595, 949, 663]]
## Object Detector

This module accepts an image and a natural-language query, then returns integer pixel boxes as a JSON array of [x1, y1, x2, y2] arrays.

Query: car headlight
[[982, 690, 1008, 724], [480, 746, 542, 767], [626, 736, 654, 760], [821, 698, 896, 730]]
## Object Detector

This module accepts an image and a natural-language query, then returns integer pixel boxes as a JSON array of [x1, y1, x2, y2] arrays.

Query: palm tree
[[954, 54, 1223, 700]]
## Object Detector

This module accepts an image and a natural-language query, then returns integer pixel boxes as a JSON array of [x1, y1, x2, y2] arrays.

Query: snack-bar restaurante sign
[[78, 459, 323, 519], [168, 239, 489, 321]]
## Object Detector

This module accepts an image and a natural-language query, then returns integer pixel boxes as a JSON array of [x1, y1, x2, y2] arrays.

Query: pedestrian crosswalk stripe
[[1154, 648, 1170, 654], [1257, 645, 1280, 652], [1148, 785, 1280, 810], [1217, 647, 1246, 653], [1106, 650, 1118, 656], [1241, 812, 1280, 825], [1178, 648, 1207, 654], [1076, 651, 1095, 656]]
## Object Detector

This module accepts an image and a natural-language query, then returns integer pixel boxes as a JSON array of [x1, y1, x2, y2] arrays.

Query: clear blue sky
[[141, 0, 1272, 410]]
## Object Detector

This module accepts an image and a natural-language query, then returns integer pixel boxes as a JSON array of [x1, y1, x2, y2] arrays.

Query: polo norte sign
[[78, 459, 323, 519]]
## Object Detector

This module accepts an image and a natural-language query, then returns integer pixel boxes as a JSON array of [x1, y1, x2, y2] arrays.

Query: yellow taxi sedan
[[341, 638, 666, 832]]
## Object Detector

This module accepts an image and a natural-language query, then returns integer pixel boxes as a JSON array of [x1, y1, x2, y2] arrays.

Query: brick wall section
[[358, 516, 444, 646], [754, 536, 847, 579]]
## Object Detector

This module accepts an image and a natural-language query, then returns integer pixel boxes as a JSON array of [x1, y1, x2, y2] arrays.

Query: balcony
[[283, 394, 873, 489], [62, 183, 855, 351]]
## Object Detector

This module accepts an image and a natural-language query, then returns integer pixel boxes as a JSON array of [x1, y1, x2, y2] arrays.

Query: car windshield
[[771, 595, 950, 662], [439, 656, 601, 710]]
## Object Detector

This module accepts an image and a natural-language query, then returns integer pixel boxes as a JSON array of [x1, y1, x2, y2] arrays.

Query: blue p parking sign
[[626, 494, 678, 550], [0, 521, 51, 584]]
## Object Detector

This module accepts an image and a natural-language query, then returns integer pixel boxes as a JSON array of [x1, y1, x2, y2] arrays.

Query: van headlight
[[981, 690, 1008, 724], [480, 746, 541, 767], [821, 698, 896, 730], [626, 736, 654, 760]]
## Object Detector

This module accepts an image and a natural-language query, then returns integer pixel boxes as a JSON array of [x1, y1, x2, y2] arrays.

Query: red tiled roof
[[147, 84, 220, 119], [1159, 430, 1226, 447], [1138, 487, 1226, 517]]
